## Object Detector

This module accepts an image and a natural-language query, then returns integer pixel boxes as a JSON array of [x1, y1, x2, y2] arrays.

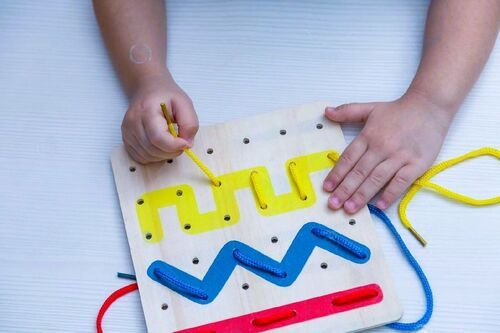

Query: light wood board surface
[[111, 102, 402, 332]]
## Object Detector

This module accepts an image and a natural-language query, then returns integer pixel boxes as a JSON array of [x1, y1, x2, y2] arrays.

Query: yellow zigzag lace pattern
[[137, 150, 340, 242], [399, 147, 500, 246]]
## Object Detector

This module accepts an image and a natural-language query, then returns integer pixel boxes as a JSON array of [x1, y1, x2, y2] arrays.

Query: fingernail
[[329, 196, 341, 209], [325, 106, 336, 114], [377, 200, 387, 210], [345, 200, 357, 212], [323, 180, 334, 192]]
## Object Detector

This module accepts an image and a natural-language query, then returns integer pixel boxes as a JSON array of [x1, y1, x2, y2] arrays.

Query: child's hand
[[323, 91, 454, 214], [121, 72, 198, 164]]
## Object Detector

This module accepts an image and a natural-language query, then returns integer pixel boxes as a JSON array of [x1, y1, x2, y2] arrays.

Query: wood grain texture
[[0, 0, 498, 332], [111, 102, 402, 332]]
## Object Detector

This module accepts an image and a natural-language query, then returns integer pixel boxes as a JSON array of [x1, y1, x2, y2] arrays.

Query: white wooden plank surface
[[0, 1, 498, 332]]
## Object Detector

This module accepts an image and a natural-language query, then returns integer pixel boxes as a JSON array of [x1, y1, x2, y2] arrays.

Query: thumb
[[325, 103, 375, 123], [172, 95, 199, 146]]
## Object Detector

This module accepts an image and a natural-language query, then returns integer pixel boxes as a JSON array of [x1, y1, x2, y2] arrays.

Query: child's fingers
[[377, 164, 424, 209], [324, 103, 376, 123], [323, 137, 367, 192], [344, 158, 404, 214], [143, 115, 188, 153], [125, 143, 148, 165], [126, 127, 182, 163], [327, 150, 383, 210], [123, 133, 150, 164], [172, 95, 199, 145], [131, 120, 174, 161]]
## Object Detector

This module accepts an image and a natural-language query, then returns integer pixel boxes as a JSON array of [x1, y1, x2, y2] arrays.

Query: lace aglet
[[408, 226, 427, 247]]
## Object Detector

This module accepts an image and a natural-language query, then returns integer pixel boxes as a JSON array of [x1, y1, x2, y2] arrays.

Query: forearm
[[93, 0, 168, 96], [407, 0, 499, 113]]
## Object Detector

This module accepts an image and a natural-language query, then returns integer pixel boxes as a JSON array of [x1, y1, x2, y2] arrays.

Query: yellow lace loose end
[[160, 103, 221, 187], [399, 147, 500, 247]]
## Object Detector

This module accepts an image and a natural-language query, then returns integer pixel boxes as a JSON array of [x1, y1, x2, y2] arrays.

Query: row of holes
[[144, 217, 356, 239], [138, 195, 232, 231], [176, 227, 359, 267], [138, 199, 354, 229], [156, 218, 356, 311], [128, 123, 325, 171], [159, 260, 331, 311]]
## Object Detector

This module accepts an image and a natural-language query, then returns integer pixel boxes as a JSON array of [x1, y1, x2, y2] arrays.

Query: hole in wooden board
[[192, 257, 199, 264], [243, 138, 250, 144], [224, 214, 231, 222], [167, 159, 173, 164], [320, 262, 328, 269], [207, 148, 214, 154], [176, 189, 183, 196], [137, 199, 144, 205], [184, 223, 191, 230], [280, 129, 287, 135], [145, 232, 152, 240], [349, 219, 356, 225], [242, 283, 249, 290], [161, 303, 168, 310], [129, 166, 136, 172], [316, 123, 323, 129], [271, 236, 278, 243]]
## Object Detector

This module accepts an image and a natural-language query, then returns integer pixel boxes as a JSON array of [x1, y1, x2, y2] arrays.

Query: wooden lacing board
[[111, 102, 402, 332]]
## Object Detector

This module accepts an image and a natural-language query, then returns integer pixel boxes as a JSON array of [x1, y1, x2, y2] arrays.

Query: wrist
[[405, 79, 463, 115], [131, 67, 174, 94], [403, 85, 459, 119], [399, 88, 456, 127]]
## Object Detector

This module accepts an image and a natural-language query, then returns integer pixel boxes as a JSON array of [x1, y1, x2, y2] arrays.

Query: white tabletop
[[0, 1, 499, 332]]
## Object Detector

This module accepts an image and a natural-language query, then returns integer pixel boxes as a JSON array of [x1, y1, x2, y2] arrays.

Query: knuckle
[[329, 172, 342, 184], [353, 191, 367, 204], [394, 173, 410, 187], [177, 91, 193, 106], [123, 110, 138, 123], [368, 171, 385, 187], [383, 188, 397, 202], [352, 167, 368, 179], [336, 103, 350, 112], [397, 150, 414, 162], [357, 132, 370, 143], [340, 152, 355, 165], [337, 183, 352, 197], [121, 118, 129, 131], [373, 139, 396, 154], [138, 99, 155, 112], [185, 96, 194, 108], [186, 123, 199, 134]]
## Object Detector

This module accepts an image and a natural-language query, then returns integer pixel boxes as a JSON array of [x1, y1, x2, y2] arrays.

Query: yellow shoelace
[[161, 103, 221, 187], [399, 147, 500, 246], [158, 103, 498, 247], [248, 151, 342, 211]]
